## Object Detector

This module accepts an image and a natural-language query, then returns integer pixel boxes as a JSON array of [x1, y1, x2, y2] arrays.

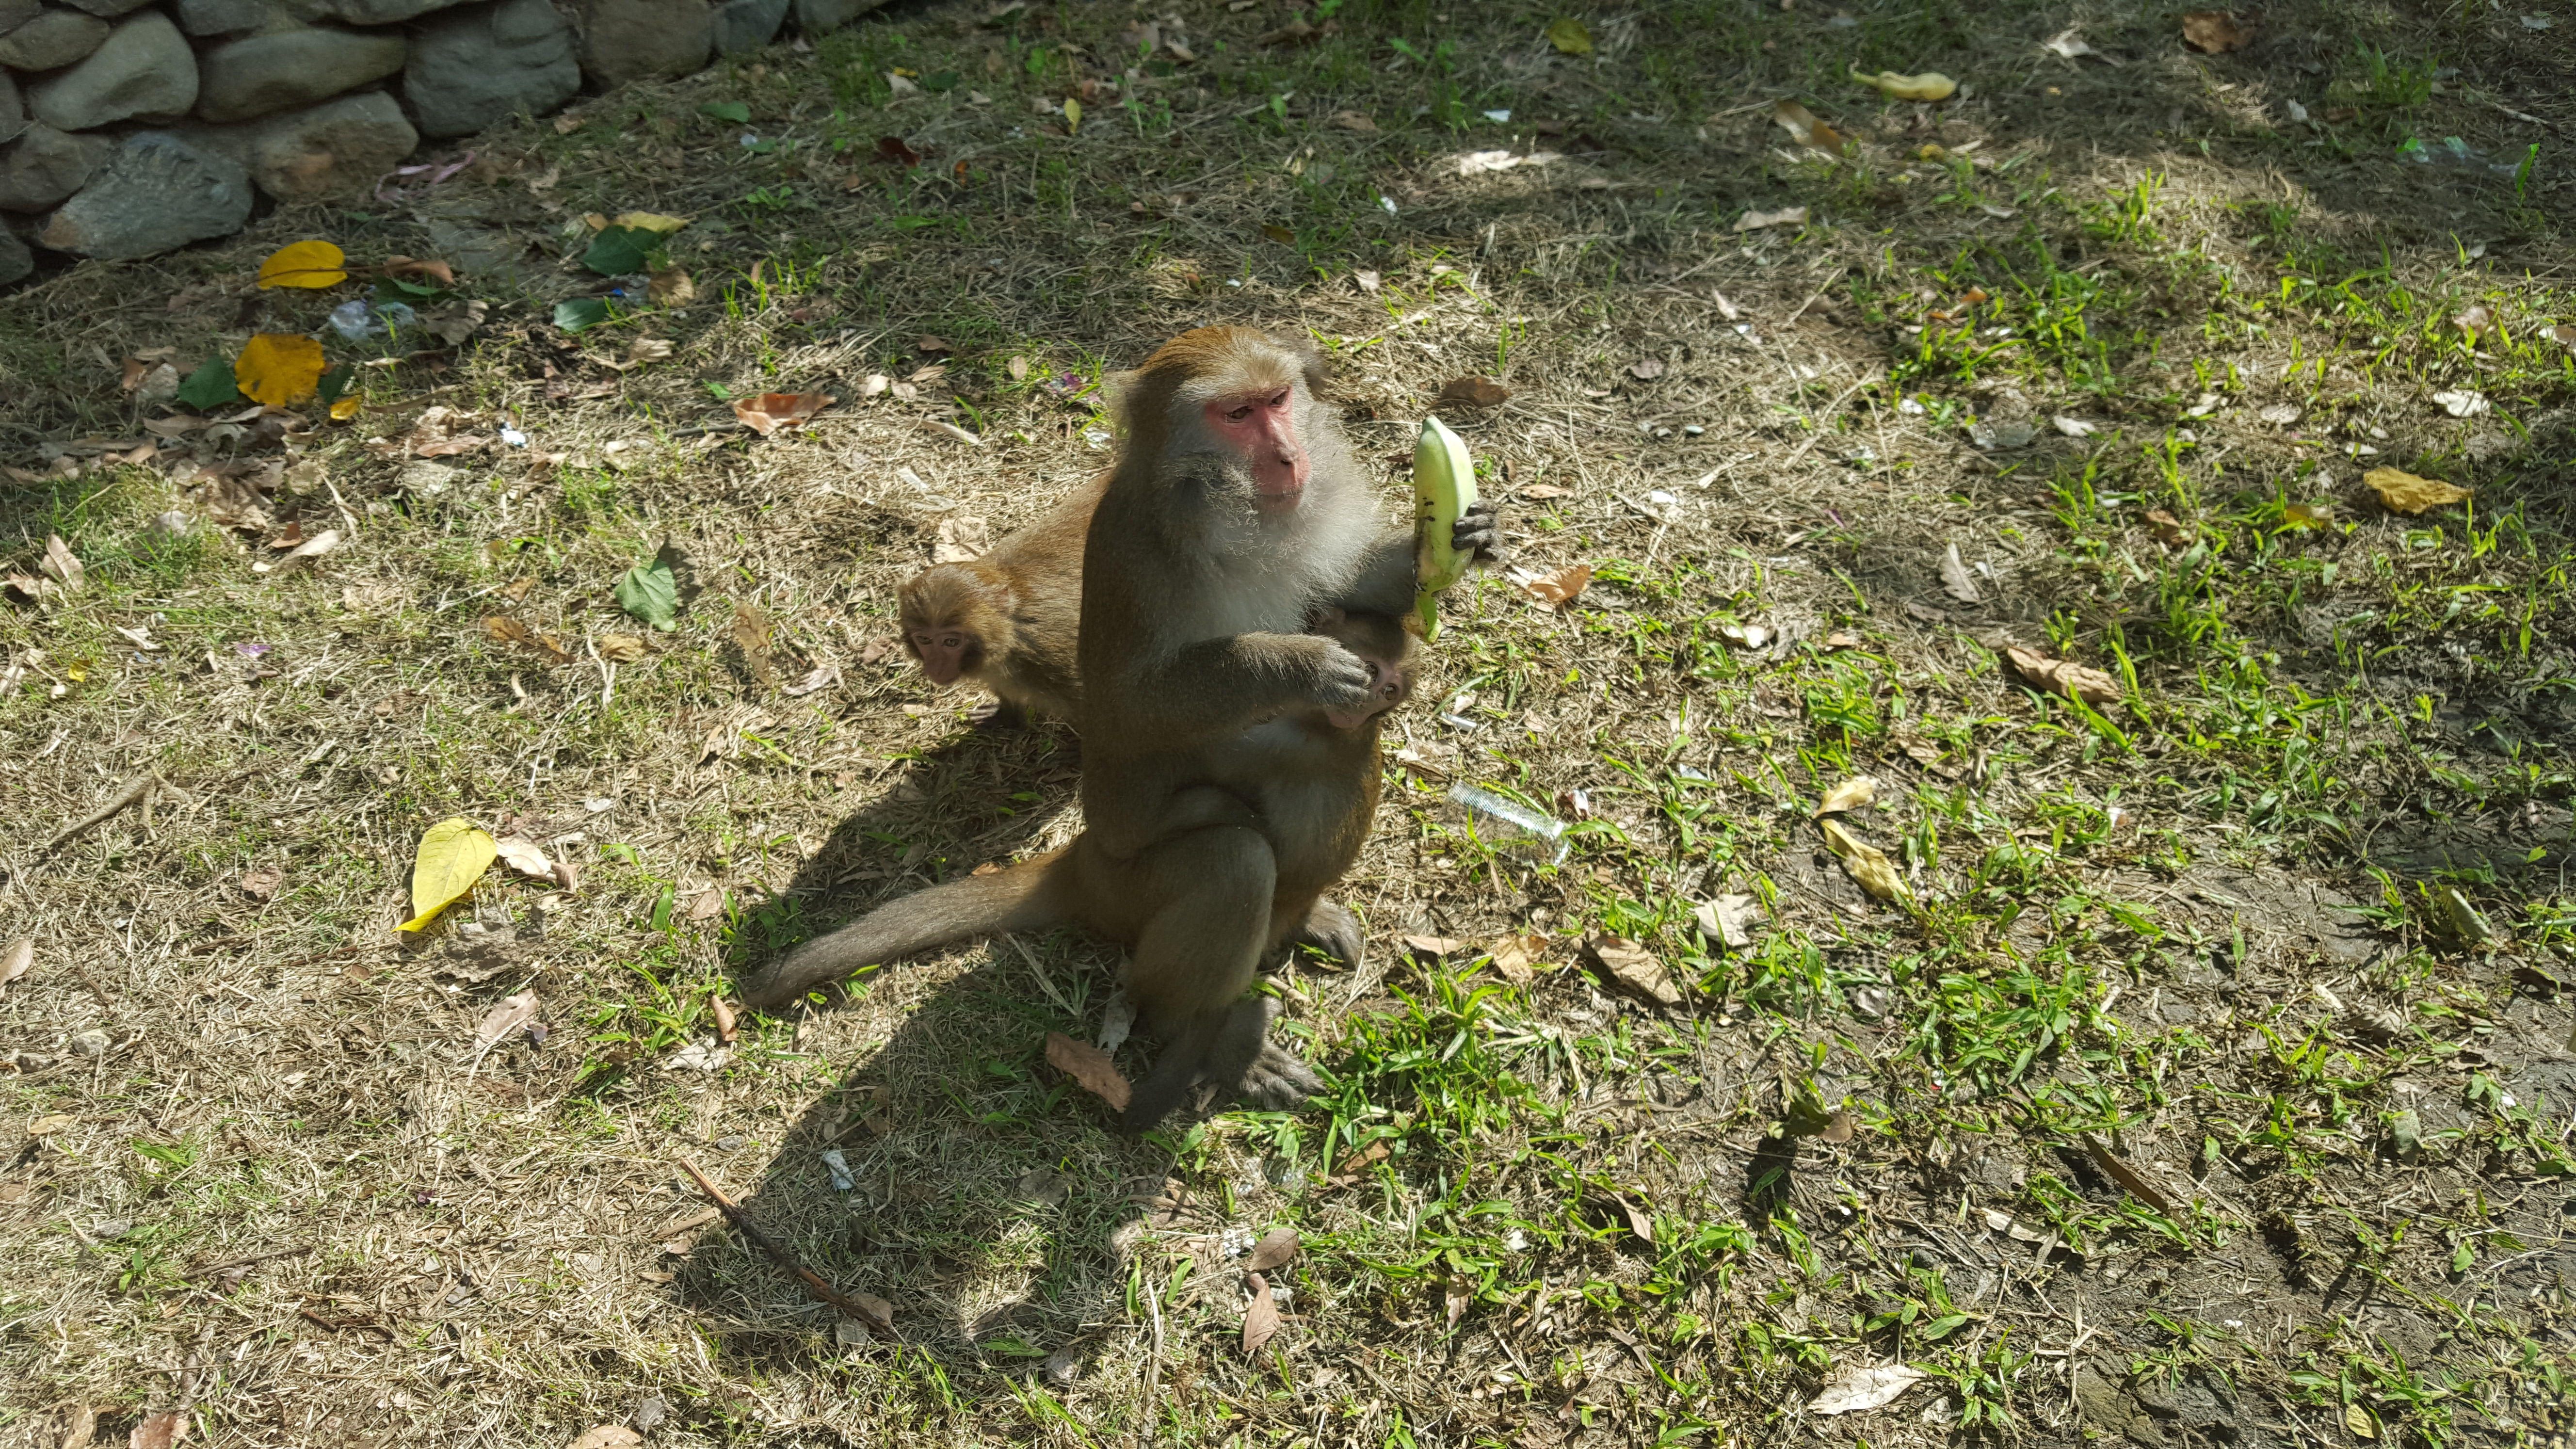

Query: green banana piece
[[1411, 414, 1478, 640]]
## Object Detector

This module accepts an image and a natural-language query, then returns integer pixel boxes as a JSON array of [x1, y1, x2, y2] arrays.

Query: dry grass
[[3, 0, 2575, 1445]]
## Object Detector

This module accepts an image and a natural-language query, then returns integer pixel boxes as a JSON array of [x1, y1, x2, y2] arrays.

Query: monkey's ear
[[1285, 334, 1332, 398], [1102, 367, 1150, 435]]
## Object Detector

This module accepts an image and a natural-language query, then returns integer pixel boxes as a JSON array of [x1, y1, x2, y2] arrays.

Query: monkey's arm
[[1102, 631, 1375, 748], [1335, 503, 1505, 615]]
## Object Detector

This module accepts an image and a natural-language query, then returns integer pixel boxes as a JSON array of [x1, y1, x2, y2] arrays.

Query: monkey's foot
[[1290, 899, 1365, 969], [1233, 1040, 1323, 1111], [967, 698, 1029, 731]]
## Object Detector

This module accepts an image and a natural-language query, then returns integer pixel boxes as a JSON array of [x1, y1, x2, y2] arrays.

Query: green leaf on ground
[[699, 100, 751, 124], [177, 357, 242, 410], [583, 226, 659, 277], [615, 551, 678, 630], [554, 298, 612, 333]]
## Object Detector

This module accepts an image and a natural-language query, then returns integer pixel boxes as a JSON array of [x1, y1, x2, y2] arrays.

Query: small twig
[[1782, 265, 1851, 326], [298, 1307, 397, 1339], [1780, 372, 1882, 471], [41, 773, 160, 855], [675, 1156, 889, 1328], [188, 1243, 314, 1280]]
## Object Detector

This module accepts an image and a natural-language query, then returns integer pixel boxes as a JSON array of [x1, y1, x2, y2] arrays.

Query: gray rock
[[0, 69, 22, 145], [26, 12, 193, 130], [0, 121, 108, 209], [0, 0, 37, 34], [196, 27, 405, 123], [35, 130, 251, 259], [402, 0, 576, 138], [573, 0, 708, 84], [0, 222, 29, 285], [0, 9, 110, 70], [789, 0, 877, 35], [709, 0, 783, 54], [322, 0, 469, 22], [57, 0, 158, 17], [179, 88, 414, 200], [173, 0, 327, 34]]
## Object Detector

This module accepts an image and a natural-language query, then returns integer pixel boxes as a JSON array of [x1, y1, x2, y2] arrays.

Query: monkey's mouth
[[1253, 484, 1304, 514]]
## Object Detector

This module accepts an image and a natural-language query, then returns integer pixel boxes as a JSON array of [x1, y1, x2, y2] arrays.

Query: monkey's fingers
[[1306, 642, 1380, 713], [1451, 501, 1506, 565], [1236, 1042, 1325, 1111]]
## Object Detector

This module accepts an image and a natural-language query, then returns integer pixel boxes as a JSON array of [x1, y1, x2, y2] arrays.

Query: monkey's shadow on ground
[[680, 718, 1185, 1379]]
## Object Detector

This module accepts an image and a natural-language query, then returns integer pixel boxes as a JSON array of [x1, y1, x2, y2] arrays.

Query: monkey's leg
[[1117, 825, 1316, 1129], [968, 696, 1029, 731], [1286, 898, 1365, 969]]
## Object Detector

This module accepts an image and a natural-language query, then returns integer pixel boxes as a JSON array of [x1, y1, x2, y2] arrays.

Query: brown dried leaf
[[1937, 542, 1980, 603], [382, 256, 456, 287], [1401, 934, 1465, 960], [1335, 1140, 1391, 1177], [422, 298, 487, 346], [41, 534, 83, 592], [732, 391, 833, 436], [129, 1410, 187, 1449], [1819, 819, 1908, 902], [568, 1429, 644, 1449], [2001, 644, 2123, 707], [1815, 776, 1878, 817], [1691, 894, 1760, 951], [1584, 935, 1681, 1007], [596, 634, 648, 663], [1771, 99, 1848, 154], [687, 886, 725, 921], [2083, 1135, 2178, 1215], [1246, 1226, 1301, 1272], [2180, 9, 2251, 51], [239, 868, 282, 902], [1627, 358, 1666, 380], [852, 1291, 895, 1333], [1443, 1275, 1472, 1326], [474, 990, 539, 1047], [710, 993, 739, 1045], [731, 602, 776, 690], [2363, 467, 2470, 515], [1522, 563, 1594, 607], [1046, 1030, 1132, 1110], [933, 515, 991, 564], [1435, 375, 1511, 408], [2145, 508, 2191, 547], [1486, 932, 1546, 985], [1242, 1272, 1282, 1355], [493, 836, 552, 879], [648, 268, 696, 307], [0, 938, 30, 994]]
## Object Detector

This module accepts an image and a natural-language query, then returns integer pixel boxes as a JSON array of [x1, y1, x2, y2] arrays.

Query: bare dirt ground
[[3, 0, 2574, 1445]]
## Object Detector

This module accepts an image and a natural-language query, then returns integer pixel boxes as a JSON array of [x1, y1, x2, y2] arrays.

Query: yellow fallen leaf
[[2002, 644, 2124, 707], [1816, 775, 1879, 817], [235, 333, 327, 406], [612, 211, 689, 233], [1771, 99, 1849, 154], [330, 394, 362, 421], [257, 239, 347, 290], [1819, 818, 1909, 902], [1546, 16, 1594, 54], [2363, 467, 2470, 515], [398, 817, 498, 933], [1063, 96, 1083, 132], [1852, 67, 1958, 102]]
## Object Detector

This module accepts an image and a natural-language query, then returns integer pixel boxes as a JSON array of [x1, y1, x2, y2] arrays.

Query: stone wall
[[0, 0, 883, 284]]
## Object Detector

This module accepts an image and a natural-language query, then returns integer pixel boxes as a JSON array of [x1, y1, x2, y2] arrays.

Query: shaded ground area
[[2, 0, 2573, 1445]]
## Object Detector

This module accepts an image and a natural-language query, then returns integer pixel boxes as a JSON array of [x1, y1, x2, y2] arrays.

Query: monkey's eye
[[939, 633, 965, 649], [1225, 404, 1255, 422]]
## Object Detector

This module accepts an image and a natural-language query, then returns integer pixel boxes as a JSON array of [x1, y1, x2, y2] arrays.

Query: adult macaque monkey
[[744, 327, 1497, 1129], [894, 471, 1106, 728]]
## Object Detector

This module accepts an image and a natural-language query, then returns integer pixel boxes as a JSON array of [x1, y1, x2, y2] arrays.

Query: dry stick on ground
[[676, 1156, 891, 1329], [1780, 372, 1884, 471], [41, 772, 175, 855]]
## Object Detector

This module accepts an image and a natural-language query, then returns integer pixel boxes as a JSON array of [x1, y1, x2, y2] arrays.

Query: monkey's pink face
[[908, 626, 980, 685], [1205, 386, 1308, 513], [1323, 656, 1412, 731]]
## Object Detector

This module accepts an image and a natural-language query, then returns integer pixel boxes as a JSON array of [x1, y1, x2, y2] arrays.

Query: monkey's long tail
[[737, 852, 1070, 1011]]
